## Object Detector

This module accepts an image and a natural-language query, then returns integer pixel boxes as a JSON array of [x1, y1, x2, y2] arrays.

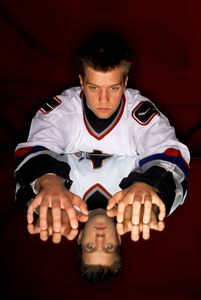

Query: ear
[[79, 75, 83, 87], [77, 229, 83, 244], [124, 76, 128, 88]]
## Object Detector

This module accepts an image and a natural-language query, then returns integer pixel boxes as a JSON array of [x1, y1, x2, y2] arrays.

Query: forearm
[[120, 152, 189, 215], [15, 147, 71, 207]]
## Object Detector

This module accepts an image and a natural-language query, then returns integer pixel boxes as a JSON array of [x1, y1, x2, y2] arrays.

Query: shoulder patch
[[40, 96, 61, 114], [132, 101, 159, 125]]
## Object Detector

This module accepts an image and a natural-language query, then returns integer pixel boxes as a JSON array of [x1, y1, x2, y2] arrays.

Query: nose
[[96, 233, 105, 249], [98, 89, 109, 104], [96, 233, 105, 238]]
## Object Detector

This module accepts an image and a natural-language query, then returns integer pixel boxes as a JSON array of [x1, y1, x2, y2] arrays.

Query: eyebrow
[[86, 81, 122, 88], [83, 245, 116, 254]]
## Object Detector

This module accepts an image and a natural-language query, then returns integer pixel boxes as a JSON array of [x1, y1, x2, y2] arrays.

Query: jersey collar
[[81, 91, 126, 140]]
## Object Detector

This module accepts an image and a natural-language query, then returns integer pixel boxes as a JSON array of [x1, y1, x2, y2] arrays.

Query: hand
[[107, 182, 166, 225], [27, 208, 86, 243], [27, 174, 88, 232], [115, 204, 165, 241]]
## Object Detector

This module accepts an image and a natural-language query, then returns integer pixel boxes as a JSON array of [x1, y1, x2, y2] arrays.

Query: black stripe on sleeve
[[15, 154, 71, 186]]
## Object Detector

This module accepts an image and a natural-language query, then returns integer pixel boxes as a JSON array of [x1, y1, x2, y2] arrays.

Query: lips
[[95, 226, 107, 230], [97, 107, 110, 112]]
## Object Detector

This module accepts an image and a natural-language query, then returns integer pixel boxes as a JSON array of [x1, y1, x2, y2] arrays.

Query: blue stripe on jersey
[[15, 145, 47, 167], [139, 153, 189, 177]]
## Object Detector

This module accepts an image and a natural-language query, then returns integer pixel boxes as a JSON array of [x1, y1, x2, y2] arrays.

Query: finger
[[131, 225, 140, 241], [106, 208, 117, 218], [117, 221, 132, 235], [142, 195, 152, 224], [116, 202, 126, 223], [52, 231, 62, 244], [76, 213, 89, 223], [73, 196, 88, 215], [158, 203, 166, 221], [142, 223, 150, 240], [65, 229, 78, 241], [27, 224, 40, 235], [150, 221, 165, 232], [40, 230, 49, 241], [152, 195, 166, 221], [39, 198, 49, 230], [52, 200, 61, 232], [27, 196, 41, 224], [132, 194, 142, 225], [107, 192, 122, 210], [116, 223, 125, 235], [65, 205, 78, 229], [158, 221, 165, 231]]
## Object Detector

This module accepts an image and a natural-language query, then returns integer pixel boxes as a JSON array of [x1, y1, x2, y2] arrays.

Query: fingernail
[[72, 222, 78, 229]]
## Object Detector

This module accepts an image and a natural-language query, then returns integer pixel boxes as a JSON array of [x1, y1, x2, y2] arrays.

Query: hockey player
[[15, 32, 190, 283]]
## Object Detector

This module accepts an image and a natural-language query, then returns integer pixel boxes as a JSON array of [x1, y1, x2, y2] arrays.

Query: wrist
[[36, 174, 64, 190]]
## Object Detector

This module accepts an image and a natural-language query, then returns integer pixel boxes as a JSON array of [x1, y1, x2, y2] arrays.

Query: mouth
[[97, 107, 111, 112], [95, 226, 107, 230]]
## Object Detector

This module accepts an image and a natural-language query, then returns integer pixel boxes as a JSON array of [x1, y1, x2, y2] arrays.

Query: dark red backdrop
[[0, 1, 201, 299]]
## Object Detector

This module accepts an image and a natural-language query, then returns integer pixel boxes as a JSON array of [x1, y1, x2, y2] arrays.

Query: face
[[77, 209, 121, 266], [79, 66, 128, 119]]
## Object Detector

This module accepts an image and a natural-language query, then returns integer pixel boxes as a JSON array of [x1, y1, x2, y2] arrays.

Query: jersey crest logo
[[75, 150, 112, 169], [40, 96, 61, 114], [132, 101, 159, 125]]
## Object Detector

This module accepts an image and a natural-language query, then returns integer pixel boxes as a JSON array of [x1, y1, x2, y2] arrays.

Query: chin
[[87, 210, 114, 225], [92, 214, 115, 227], [96, 113, 111, 119], [94, 110, 114, 119]]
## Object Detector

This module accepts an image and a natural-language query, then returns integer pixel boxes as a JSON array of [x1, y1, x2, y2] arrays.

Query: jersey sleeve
[[14, 96, 73, 207], [120, 98, 190, 215]]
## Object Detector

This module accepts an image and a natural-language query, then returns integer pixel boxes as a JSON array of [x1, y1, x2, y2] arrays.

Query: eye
[[85, 243, 95, 252], [111, 86, 120, 91], [89, 85, 97, 91], [104, 244, 115, 252]]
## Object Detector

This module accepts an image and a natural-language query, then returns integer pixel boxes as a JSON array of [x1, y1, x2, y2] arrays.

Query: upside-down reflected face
[[77, 209, 121, 266]]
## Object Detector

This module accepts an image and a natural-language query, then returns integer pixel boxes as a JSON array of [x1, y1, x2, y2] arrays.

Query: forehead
[[83, 251, 115, 265], [83, 66, 125, 85]]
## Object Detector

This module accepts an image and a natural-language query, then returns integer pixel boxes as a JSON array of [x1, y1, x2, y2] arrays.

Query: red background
[[0, 1, 201, 299]]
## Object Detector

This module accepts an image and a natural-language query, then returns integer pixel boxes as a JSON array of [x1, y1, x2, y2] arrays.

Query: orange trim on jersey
[[83, 183, 112, 202], [164, 148, 190, 169], [15, 147, 33, 157]]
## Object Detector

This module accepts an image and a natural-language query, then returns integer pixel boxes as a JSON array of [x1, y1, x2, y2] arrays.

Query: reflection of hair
[[76, 244, 122, 284], [78, 32, 131, 79]]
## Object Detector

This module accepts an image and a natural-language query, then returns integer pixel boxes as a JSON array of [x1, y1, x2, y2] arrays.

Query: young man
[[15, 32, 190, 282]]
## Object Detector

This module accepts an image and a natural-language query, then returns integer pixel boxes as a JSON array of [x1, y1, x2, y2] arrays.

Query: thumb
[[73, 196, 88, 215], [107, 192, 122, 210], [106, 208, 117, 217]]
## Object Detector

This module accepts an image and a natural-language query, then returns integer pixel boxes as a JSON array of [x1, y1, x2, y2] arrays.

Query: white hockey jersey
[[15, 87, 190, 215]]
